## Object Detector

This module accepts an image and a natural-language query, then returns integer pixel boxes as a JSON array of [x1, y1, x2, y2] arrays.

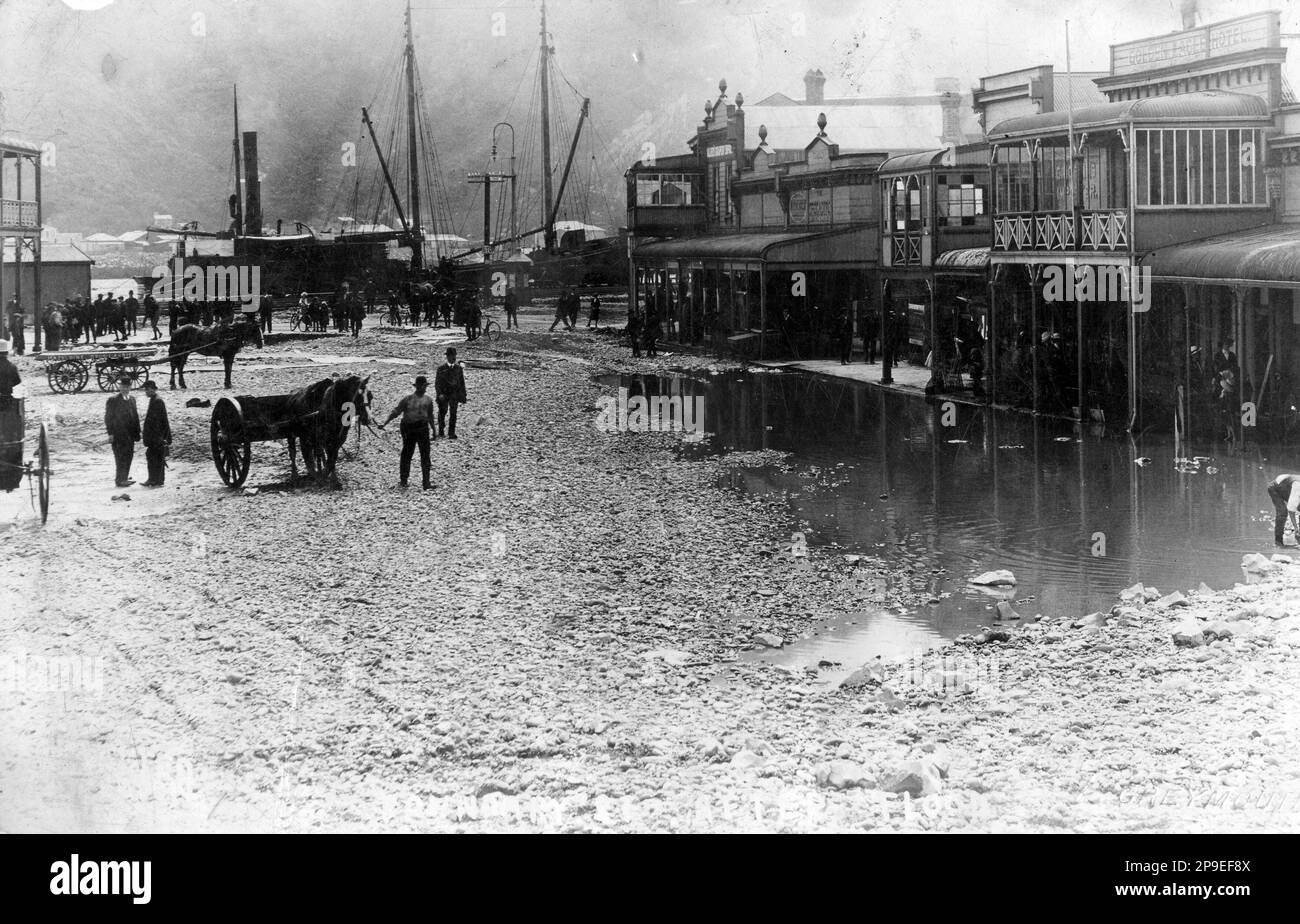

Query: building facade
[[0, 133, 45, 346]]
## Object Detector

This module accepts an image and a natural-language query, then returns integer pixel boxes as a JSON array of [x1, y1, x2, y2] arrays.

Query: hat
[[117, 373, 133, 385], [143, 379, 158, 391], [414, 375, 428, 387]]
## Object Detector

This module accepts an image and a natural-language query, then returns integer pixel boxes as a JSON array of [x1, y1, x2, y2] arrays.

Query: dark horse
[[278, 374, 372, 485], [169, 316, 264, 389]]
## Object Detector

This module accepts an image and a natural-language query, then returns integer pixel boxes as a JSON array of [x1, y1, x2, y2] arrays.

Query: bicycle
[[479, 309, 502, 343]]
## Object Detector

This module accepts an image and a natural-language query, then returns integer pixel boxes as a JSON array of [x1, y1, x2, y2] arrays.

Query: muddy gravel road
[[2, 323, 1298, 832]]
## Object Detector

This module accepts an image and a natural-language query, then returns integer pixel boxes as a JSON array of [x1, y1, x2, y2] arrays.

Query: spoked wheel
[[210, 397, 251, 487], [96, 362, 121, 392], [47, 359, 88, 394], [37, 423, 50, 524], [121, 361, 149, 387], [482, 320, 502, 343]]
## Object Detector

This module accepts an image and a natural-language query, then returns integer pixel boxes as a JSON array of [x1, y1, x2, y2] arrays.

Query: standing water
[[596, 369, 1300, 674]]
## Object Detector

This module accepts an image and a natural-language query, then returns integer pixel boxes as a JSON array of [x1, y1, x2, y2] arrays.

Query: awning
[[934, 247, 989, 272], [1140, 224, 1300, 288], [633, 226, 873, 266], [988, 90, 1269, 140]]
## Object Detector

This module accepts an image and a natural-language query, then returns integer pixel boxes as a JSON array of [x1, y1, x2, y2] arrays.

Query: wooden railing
[[891, 233, 922, 265], [993, 209, 1128, 252], [0, 198, 38, 229]]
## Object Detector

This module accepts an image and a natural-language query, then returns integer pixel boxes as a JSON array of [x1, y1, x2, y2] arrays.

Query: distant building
[[1, 241, 93, 314]]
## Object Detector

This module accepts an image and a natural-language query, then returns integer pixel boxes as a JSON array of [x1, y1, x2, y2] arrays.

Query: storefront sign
[[789, 190, 807, 224], [788, 188, 832, 224], [1269, 146, 1300, 167], [1110, 11, 1277, 76], [807, 188, 832, 224], [705, 143, 734, 160]]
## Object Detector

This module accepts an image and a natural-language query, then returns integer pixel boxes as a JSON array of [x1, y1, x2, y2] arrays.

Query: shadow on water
[[595, 368, 1300, 675]]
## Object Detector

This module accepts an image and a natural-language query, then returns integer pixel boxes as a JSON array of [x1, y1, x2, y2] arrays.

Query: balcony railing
[[891, 233, 922, 265], [993, 209, 1128, 252], [1080, 210, 1129, 250], [0, 198, 38, 229]]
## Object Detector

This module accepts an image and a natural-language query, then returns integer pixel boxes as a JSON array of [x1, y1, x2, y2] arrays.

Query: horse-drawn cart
[[0, 386, 52, 523], [210, 374, 371, 488], [38, 347, 159, 394]]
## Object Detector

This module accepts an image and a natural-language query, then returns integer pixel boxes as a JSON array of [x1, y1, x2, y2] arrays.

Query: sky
[[1, 0, 1297, 232]]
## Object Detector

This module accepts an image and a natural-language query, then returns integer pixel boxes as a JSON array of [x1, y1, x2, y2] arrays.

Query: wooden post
[[881, 278, 893, 384], [1029, 265, 1040, 416], [34, 153, 42, 352]]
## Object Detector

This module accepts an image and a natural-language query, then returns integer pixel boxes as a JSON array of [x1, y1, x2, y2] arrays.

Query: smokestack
[[1181, 0, 1198, 30], [804, 68, 826, 105], [242, 131, 262, 236]]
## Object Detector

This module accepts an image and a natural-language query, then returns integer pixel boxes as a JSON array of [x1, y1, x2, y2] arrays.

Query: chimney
[[242, 131, 262, 236], [804, 68, 826, 105]]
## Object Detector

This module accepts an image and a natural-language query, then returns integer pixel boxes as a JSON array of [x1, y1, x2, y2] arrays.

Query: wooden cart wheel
[[210, 397, 251, 487], [47, 359, 88, 394], [96, 361, 119, 392], [122, 361, 149, 387], [37, 423, 50, 525]]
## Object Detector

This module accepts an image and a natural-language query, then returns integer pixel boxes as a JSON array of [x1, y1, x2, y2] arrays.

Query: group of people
[[548, 288, 601, 332], [378, 347, 469, 490], [626, 303, 662, 358], [103, 374, 171, 488], [1189, 341, 1245, 441]]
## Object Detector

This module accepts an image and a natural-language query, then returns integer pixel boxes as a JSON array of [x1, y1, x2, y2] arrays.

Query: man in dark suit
[[141, 380, 171, 487], [104, 374, 141, 487], [435, 347, 468, 439]]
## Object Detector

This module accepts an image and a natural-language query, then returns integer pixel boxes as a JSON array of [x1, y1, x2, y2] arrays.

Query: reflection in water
[[598, 369, 1299, 666]]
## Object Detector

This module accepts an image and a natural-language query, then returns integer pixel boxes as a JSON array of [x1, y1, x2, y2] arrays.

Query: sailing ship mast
[[405, 0, 423, 271], [232, 86, 244, 236], [539, 1, 555, 251]]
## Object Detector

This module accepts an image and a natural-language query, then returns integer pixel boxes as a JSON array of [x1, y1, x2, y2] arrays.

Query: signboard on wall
[[1110, 10, 1278, 76], [788, 188, 831, 224], [789, 190, 808, 224], [807, 188, 832, 224]]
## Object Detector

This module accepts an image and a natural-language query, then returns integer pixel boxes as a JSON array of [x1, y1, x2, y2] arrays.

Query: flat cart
[[37, 346, 160, 394], [0, 388, 52, 524]]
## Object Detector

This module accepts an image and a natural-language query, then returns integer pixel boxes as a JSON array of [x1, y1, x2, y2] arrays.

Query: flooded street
[[600, 369, 1300, 674]]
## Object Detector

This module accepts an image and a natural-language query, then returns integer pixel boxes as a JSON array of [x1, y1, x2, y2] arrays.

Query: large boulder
[[816, 759, 872, 790], [880, 759, 943, 797], [1172, 622, 1207, 648], [971, 570, 1016, 586]]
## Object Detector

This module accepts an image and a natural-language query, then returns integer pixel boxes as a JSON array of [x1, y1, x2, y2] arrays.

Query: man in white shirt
[[1267, 474, 1300, 546]]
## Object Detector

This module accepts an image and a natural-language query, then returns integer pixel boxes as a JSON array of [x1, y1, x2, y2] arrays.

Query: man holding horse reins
[[379, 375, 435, 490]]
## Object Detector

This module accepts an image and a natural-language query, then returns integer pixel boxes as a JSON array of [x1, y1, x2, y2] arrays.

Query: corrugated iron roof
[[934, 247, 990, 271], [988, 91, 1269, 139], [634, 227, 861, 261], [0, 133, 41, 155], [1140, 224, 1300, 286], [1, 242, 93, 263], [1051, 73, 1108, 113]]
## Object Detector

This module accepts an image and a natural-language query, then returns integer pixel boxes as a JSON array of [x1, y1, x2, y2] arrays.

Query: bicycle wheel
[[483, 320, 501, 343]]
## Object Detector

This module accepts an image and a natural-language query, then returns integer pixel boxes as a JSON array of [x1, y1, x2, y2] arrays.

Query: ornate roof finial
[[758, 124, 768, 143], [735, 91, 744, 108], [719, 78, 727, 96], [817, 112, 827, 135], [705, 100, 713, 118]]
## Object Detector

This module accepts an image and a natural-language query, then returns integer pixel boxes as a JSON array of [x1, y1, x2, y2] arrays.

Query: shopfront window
[[1135, 127, 1264, 206], [936, 173, 988, 227], [891, 174, 925, 232], [634, 173, 697, 206], [1038, 145, 1073, 211], [994, 145, 1033, 213]]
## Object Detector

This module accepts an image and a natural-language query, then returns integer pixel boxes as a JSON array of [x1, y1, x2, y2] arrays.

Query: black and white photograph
[[0, 0, 1297, 865]]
